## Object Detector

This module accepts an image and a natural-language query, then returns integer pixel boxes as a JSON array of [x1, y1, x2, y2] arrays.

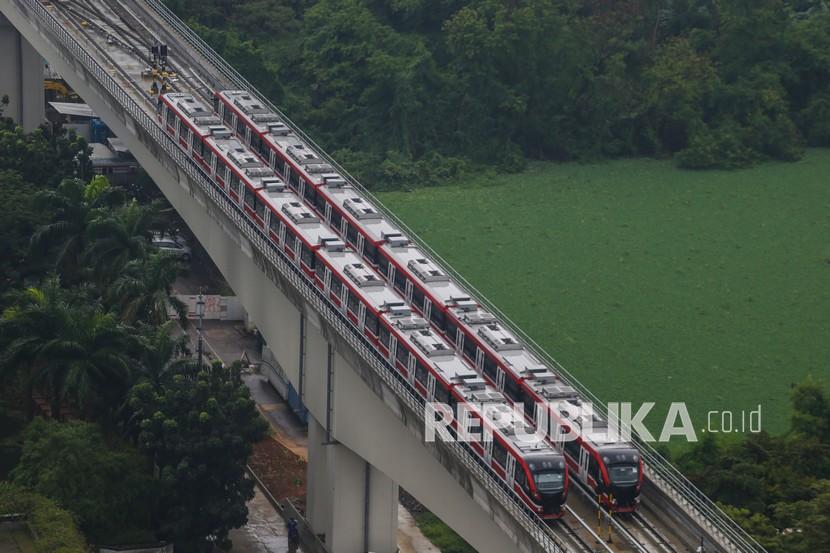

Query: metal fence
[[135, 1, 766, 551], [12, 0, 570, 550]]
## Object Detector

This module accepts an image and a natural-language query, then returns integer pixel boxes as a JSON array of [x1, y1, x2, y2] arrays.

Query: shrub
[[675, 122, 757, 169], [0, 482, 87, 553]]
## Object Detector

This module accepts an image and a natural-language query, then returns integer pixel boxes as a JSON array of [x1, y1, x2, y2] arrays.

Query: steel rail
[[12, 0, 578, 549], [134, 2, 768, 551]]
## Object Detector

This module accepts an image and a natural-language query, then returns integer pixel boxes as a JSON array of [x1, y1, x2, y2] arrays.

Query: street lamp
[[196, 292, 205, 369]]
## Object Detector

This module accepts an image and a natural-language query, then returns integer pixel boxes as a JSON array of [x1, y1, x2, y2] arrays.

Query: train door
[[357, 303, 366, 332], [423, 300, 432, 322], [427, 373, 436, 400], [339, 218, 348, 237], [339, 283, 348, 313], [293, 240, 302, 265], [324, 203, 332, 224], [297, 178, 306, 200], [552, 419, 565, 450], [388, 337, 397, 364], [505, 455, 516, 483], [475, 348, 484, 372], [496, 368, 506, 392], [406, 355, 416, 384], [405, 280, 414, 304], [324, 267, 332, 293], [278, 221, 286, 246], [454, 329, 463, 351], [578, 445, 590, 480], [282, 163, 290, 184], [387, 265, 396, 284], [484, 436, 493, 464], [356, 234, 365, 257]]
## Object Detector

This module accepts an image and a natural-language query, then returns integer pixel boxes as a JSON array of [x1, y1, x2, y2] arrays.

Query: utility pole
[[196, 291, 205, 369]]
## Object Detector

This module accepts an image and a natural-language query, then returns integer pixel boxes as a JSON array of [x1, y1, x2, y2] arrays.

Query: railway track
[[36, 3, 739, 552]]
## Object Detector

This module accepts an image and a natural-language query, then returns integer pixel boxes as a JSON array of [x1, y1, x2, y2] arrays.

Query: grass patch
[[378, 150, 830, 447], [413, 510, 476, 553]]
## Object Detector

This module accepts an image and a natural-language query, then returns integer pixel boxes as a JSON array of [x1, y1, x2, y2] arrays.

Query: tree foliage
[[164, 0, 830, 183], [129, 365, 268, 551], [679, 378, 830, 552], [0, 482, 87, 553], [10, 419, 157, 543]]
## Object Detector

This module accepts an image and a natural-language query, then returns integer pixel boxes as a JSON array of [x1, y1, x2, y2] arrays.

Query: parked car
[[152, 235, 192, 261]]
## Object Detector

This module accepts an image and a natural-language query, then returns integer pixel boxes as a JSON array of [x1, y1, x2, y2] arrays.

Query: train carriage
[[211, 87, 644, 512], [162, 90, 569, 520]]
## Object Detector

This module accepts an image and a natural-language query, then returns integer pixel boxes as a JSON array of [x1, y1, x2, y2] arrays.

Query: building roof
[[48, 102, 94, 118]]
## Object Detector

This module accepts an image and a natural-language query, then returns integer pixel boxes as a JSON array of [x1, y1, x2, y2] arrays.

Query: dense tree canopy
[[165, 0, 830, 185]]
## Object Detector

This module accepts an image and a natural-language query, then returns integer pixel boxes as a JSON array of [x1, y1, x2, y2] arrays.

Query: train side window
[[413, 287, 425, 312], [300, 244, 314, 268], [324, 210, 337, 232], [285, 231, 295, 250], [223, 106, 233, 126], [258, 139, 270, 159], [483, 356, 498, 380], [251, 133, 262, 152], [377, 253, 389, 279], [315, 257, 326, 281], [205, 150, 214, 170], [236, 117, 246, 137], [244, 187, 255, 208], [347, 291, 360, 315], [364, 242, 378, 266], [504, 377, 522, 403], [191, 132, 200, 153], [515, 466, 527, 488], [395, 343, 409, 366], [213, 95, 220, 113], [180, 125, 190, 144], [274, 154, 285, 175], [303, 181, 316, 203], [493, 441, 508, 468], [314, 192, 327, 214], [166, 107, 175, 127], [269, 213, 280, 235], [393, 270, 407, 294], [365, 311, 379, 336], [290, 170, 300, 189], [430, 308, 445, 332], [434, 382, 450, 404], [330, 276, 342, 298], [445, 319, 458, 343], [379, 324, 391, 348], [346, 224, 359, 247], [589, 455, 600, 480], [462, 334, 477, 360], [415, 362, 428, 386], [563, 437, 580, 460], [255, 197, 266, 221]]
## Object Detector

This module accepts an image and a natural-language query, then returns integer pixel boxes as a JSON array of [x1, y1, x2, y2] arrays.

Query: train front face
[[527, 454, 568, 519], [602, 448, 642, 512]]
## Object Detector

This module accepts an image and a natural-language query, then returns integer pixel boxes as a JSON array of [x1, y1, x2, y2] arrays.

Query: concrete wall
[[0, 12, 43, 130]]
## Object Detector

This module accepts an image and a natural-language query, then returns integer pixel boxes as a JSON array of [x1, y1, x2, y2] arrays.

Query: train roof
[[207, 135, 283, 189], [163, 92, 221, 136]]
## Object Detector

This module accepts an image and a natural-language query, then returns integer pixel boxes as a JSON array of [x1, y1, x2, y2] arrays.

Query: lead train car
[[213, 89, 644, 512], [158, 91, 568, 519]]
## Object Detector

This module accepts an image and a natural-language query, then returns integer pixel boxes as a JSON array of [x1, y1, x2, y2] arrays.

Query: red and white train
[[158, 91, 569, 519], [210, 90, 645, 512]]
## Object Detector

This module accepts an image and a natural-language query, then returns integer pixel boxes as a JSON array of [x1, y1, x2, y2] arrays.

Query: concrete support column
[[307, 416, 398, 553], [0, 12, 43, 131]]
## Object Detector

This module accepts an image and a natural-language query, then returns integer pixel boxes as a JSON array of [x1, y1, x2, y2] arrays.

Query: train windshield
[[608, 464, 639, 485], [533, 471, 565, 491]]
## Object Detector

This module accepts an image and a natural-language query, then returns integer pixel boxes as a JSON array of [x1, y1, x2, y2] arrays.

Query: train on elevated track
[[158, 88, 643, 516]]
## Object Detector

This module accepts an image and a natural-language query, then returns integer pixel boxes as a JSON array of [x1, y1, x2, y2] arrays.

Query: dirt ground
[[249, 436, 308, 513]]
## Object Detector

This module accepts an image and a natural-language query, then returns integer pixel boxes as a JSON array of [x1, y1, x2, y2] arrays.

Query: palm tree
[[107, 251, 187, 327], [29, 177, 119, 283], [0, 278, 135, 420], [133, 321, 191, 390], [84, 200, 156, 283]]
